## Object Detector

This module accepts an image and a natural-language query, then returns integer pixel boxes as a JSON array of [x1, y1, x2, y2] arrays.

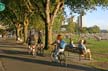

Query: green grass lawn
[[87, 39, 108, 61], [63, 36, 108, 70]]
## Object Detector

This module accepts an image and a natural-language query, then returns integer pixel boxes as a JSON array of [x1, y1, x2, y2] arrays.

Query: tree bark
[[44, 22, 52, 49], [44, 0, 51, 49], [15, 22, 21, 41], [44, 0, 64, 49], [45, 23, 48, 49], [23, 16, 29, 43]]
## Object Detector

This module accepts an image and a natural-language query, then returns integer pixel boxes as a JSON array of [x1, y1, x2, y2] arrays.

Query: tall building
[[77, 15, 86, 28]]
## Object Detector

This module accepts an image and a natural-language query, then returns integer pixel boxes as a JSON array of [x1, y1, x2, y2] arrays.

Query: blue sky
[[85, 7, 108, 30], [65, 7, 108, 30]]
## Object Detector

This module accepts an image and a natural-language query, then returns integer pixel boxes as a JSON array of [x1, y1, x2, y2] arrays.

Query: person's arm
[[82, 44, 87, 51], [72, 44, 76, 47], [51, 40, 56, 45]]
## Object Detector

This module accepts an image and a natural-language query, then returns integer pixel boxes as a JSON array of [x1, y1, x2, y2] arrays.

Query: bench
[[65, 44, 91, 61]]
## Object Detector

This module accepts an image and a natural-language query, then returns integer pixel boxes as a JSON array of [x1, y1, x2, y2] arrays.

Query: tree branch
[[51, 0, 64, 25], [24, 0, 33, 13], [33, 0, 46, 22], [46, 0, 50, 24]]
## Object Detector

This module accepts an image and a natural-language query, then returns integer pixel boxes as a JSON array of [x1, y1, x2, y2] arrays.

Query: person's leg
[[36, 43, 40, 54], [28, 45, 31, 54], [85, 49, 91, 60], [58, 49, 65, 63], [32, 45, 36, 56], [79, 50, 84, 61], [38, 43, 43, 55], [54, 49, 59, 62], [58, 49, 64, 54], [40, 43, 44, 55], [88, 49, 91, 60]]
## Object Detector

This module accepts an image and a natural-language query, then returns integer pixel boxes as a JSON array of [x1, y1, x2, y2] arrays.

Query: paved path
[[0, 38, 100, 71]]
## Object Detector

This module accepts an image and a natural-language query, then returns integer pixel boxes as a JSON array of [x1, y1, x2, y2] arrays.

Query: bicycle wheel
[[58, 52, 66, 63], [50, 51, 55, 62]]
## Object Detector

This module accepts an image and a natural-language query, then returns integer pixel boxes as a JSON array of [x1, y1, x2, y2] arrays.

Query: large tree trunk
[[44, 0, 63, 49], [45, 23, 48, 49], [44, 0, 51, 49], [23, 17, 29, 43], [48, 24, 52, 44], [44, 22, 52, 49], [15, 22, 21, 41]]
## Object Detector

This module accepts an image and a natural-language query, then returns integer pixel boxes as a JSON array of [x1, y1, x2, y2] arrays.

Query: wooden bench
[[65, 44, 79, 56]]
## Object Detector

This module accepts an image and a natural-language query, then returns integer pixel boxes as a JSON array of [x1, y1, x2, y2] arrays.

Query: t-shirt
[[78, 44, 86, 54], [60, 40, 66, 49]]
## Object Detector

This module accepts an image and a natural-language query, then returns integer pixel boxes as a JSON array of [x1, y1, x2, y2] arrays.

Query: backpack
[[60, 40, 66, 49]]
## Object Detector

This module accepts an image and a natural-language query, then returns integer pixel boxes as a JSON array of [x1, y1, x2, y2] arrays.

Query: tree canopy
[[0, 0, 108, 49], [65, 0, 108, 14]]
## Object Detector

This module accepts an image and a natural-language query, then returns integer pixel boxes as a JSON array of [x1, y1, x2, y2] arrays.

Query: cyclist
[[27, 31, 32, 54], [27, 31, 36, 55], [37, 31, 44, 55], [51, 34, 66, 62]]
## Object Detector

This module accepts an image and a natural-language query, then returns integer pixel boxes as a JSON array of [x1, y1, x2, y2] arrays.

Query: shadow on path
[[0, 38, 103, 71], [0, 38, 26, 48], [0, 54, 98, 71], [0, 49, 28, 55]]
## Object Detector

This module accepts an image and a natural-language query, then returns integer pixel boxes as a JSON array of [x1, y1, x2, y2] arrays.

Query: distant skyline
[[65, 7, 108, 30]]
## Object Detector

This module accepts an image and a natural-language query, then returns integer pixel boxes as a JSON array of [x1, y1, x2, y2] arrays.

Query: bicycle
[[50, 45, 66, 64], [36, 43, 44, 56], [31, 44, 37, 56], [28, 43, 37, 57]]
